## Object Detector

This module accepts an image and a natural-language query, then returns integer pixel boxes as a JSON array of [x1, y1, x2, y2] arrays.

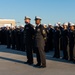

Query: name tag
[[26, 27, 29, 29], [37, 29, 40, 32]]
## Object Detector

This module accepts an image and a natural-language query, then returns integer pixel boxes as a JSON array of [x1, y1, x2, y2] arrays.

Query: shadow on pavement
[[0, 45, 75, 65], [0, 56, 25, 64], [0, 45, 26, 56]]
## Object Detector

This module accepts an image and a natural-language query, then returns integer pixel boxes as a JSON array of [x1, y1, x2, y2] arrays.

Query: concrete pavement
[[0, 45, 75, 75]]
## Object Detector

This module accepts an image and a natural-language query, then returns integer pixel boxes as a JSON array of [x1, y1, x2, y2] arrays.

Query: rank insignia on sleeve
[[43, 30, 46, 34]]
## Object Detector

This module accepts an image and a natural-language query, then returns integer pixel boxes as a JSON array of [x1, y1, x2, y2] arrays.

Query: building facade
[[0, 19, 16, 27]]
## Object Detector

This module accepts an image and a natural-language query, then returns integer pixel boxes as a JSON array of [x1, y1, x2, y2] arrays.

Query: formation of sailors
[[0, 16, 75, 68]]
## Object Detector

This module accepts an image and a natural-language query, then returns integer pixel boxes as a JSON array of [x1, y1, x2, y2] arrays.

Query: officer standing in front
[[24, 16, 35, 65], [34, 16, 47, 68]]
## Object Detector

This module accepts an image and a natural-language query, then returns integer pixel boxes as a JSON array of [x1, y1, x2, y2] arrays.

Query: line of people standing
[[52, 22, 75, 62], [0, 16, 75, 68], [24, 16, 75, 68]]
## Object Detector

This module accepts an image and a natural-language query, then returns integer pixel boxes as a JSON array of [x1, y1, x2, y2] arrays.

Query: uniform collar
[[36, 24, 41, 27], [26, 23, 30, 25]]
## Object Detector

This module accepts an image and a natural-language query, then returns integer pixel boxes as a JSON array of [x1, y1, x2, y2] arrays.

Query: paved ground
[[0, 45, 75, 75]]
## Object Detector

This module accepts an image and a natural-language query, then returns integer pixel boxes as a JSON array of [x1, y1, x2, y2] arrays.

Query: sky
[[0, 0, 75, 26]]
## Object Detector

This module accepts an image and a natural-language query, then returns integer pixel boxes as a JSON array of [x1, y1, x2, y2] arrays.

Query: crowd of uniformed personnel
[[0, 25, 25, 51], [0, 16, 75, 68]]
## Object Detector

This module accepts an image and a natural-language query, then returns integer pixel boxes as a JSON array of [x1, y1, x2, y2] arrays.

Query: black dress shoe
[[53, 56, 56, 58], [69, 59, 73, 61], [34, 64, 41, 67], [28, 62, 33, 65], [24, 61, 33, 65], [38, 66, 46, 68], [24, 61, 29, 64], [7, 47, 10, 49], [65, 58, 68, 60], [62, 57, 66, 59], [62, 57, 68, 60], [41, 66, 46, 68], [56, 56, 60, 58], [73, 60, 75, 63]]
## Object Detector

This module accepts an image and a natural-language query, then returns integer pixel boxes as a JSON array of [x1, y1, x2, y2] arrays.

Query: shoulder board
[[29, 24, 34, 28]]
